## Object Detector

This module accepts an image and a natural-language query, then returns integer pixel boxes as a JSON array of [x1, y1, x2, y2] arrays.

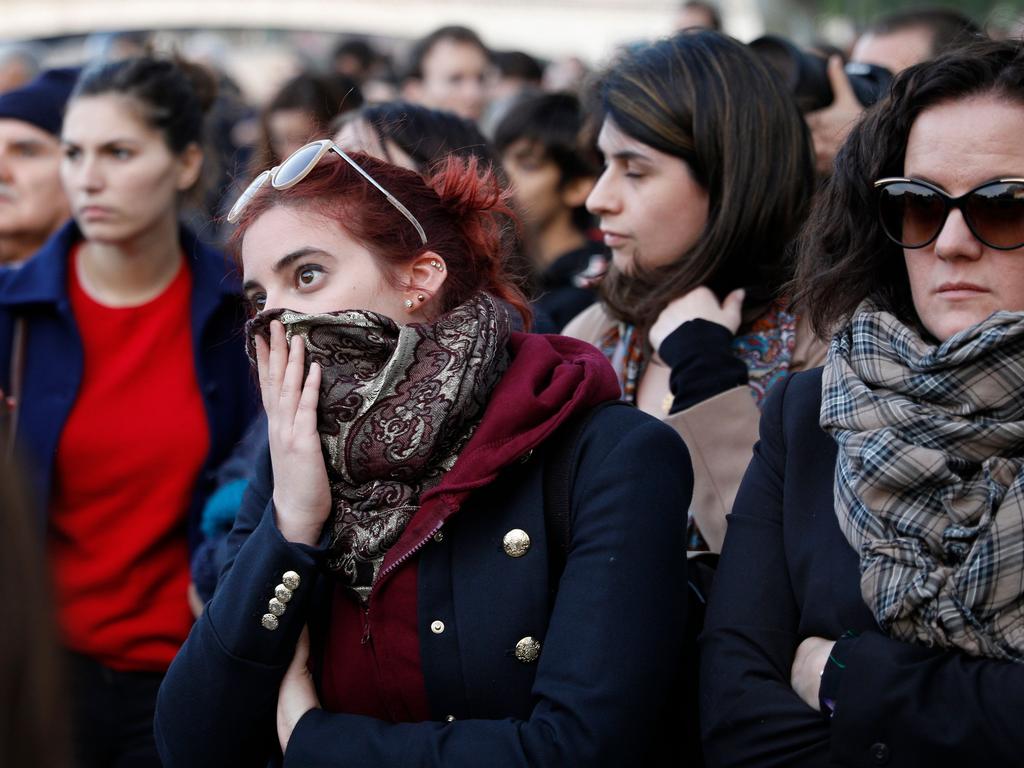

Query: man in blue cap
[[0, 67, 77, 265]]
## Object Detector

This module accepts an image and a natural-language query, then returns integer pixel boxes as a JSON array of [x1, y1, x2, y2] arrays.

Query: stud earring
[[416, 293, 426, 302], [404, 299, 414, 309], [430, 259, 444, 271]]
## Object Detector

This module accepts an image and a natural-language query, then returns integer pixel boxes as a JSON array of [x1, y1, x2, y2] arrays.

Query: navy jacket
[[155, 386, 692, 767], [700, 368, 1024, 767], [0, 220, 257, 551]]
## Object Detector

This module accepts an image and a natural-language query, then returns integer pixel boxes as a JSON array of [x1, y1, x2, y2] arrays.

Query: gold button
[[282, 571, 301, 590], [268, 597, 286, 617], [261, 613, 279, 631], [430, 620, 445, 634], [502, 529, 531, 558], [445, 715, 456, 722], [514, 636, 541, 663], [275, 584, 293, 603], [433, 530, 445, 543]]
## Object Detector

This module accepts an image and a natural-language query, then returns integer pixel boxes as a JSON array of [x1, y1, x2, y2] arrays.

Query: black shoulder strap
[[543, 400, 623, 599]]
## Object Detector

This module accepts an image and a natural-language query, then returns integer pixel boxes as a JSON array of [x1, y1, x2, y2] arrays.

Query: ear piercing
[[430, 259, 444, 271], [404, 299, 414, 309], [416, 293, 426, 302]]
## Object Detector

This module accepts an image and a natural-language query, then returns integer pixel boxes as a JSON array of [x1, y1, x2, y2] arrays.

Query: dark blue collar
[[0, 219, 239, 308]]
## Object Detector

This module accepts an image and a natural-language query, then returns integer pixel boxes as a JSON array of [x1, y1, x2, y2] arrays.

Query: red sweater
[[48, 247, 209, 671]]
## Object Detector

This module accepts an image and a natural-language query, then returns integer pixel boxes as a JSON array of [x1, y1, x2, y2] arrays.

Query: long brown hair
[[591, 31, 814, 336]]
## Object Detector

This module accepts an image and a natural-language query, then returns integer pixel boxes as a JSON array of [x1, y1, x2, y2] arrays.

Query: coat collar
[[0, 219, 239, 308]]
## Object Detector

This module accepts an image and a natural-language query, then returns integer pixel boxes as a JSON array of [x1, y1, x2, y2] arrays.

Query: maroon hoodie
[[319, 331, 620, 721]]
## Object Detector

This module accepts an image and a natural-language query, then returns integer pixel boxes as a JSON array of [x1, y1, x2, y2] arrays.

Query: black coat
[[700, 368, 1024, 767], [155, 381, 692, 767]]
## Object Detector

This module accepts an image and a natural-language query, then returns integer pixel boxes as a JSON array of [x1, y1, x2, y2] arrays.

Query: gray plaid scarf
[[821, 303, 1024, 661], [248, 293, 511, 602]]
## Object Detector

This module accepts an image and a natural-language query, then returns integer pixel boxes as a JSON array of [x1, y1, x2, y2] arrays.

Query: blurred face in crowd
[[268, 108, 316, 164], [410, 39, 490, 122], [587, 117, 708, 274], [0, 118, 69, 258], [852, 26, 934, 74], [60, 94, 202, 245], [901, 95, 1024, 342], [241, 206, 411, 319], [502, 138, 591, 233], [334, 118, 419, 172], [675, 6, 717, 31]]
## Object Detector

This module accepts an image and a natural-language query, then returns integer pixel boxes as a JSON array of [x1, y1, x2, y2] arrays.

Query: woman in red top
[[0, 56, 255, 767]]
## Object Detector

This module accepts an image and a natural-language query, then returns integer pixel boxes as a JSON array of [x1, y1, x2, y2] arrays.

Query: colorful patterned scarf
[[247, 293, 511, 602], [597, 300, 797, 408], [821, 303, 1024, 661]]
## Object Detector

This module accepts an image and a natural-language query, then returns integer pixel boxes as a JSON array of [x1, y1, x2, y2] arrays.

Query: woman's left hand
[[277, 626, 319, 754], [790, 636, 836, 711], [649, 286, 745, 353]]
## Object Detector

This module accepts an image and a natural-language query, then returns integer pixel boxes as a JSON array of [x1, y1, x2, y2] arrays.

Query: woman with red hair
[[154, 141, 691, 767]]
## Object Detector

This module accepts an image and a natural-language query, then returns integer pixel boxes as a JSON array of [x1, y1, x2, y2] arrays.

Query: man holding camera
[[808, 8, 981, 175]]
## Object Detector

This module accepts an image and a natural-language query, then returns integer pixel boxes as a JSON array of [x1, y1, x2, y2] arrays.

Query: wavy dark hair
[[591, 30, 814, 335], [793, 39, 1023, 338]]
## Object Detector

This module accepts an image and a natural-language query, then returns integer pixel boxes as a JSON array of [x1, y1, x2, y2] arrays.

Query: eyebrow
[[242, 246, 332, 293], [59, 138, 143, 148], [605, 149, 652, 164]]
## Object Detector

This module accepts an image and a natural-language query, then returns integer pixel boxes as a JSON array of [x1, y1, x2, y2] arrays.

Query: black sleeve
[[659, 319, 747, 414], [155, 445, 328, 768], [282, 417, 692, 767], [698, 374, 833, 767], [157, 417, 693, 768], [827, 629, 1024, 766]]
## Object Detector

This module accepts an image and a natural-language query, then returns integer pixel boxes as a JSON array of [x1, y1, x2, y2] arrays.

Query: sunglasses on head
[[226, 139, 428, 245], [874, 177, 1024, 251]]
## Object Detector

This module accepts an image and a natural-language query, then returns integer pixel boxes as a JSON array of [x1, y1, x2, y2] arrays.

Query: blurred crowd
[[4, 2, 1024, 767]]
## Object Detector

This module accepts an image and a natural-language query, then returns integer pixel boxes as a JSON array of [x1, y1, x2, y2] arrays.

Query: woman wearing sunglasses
[[701, 40, 1024, 767], [563, 30, 823, 554], [154, 141, 691, 767], [0, 57, 256, 766]]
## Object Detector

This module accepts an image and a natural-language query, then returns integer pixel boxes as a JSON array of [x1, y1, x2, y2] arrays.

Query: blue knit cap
[[0, 67, 80, 136]]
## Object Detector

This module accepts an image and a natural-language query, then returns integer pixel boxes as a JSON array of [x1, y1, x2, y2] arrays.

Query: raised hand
[[806, 56, 864, 176], [255, 321, 331, 546], [649, 286, 745, 353]]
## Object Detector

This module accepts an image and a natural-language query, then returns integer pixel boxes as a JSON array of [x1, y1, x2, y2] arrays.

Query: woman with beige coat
[[564, 30, 826, 551]]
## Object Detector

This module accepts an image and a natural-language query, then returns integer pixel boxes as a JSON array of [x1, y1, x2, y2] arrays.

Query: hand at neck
[[75, 212, 183, 307]]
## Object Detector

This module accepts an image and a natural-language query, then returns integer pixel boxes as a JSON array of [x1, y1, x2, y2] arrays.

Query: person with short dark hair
[[807, 7, 983, 174], [254, 71, 363, 170], [702, 39, 1024, 767], [494, 91, 603, 330], [402, 25, 492, 122], [0, 67, 76, 265], [491, 50, 544, 103], [331, 38, 378, 84], [853, 6, 982, 73], [675, 0, 721, 31]]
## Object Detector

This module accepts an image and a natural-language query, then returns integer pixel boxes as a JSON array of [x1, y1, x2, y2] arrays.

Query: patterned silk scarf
[[247, 293, 512, 602], [821, 304, 1024, 661], [597, 299, 797, 408]]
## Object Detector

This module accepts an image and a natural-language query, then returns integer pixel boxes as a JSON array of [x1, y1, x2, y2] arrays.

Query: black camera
[[749, 35, 893, 113]]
